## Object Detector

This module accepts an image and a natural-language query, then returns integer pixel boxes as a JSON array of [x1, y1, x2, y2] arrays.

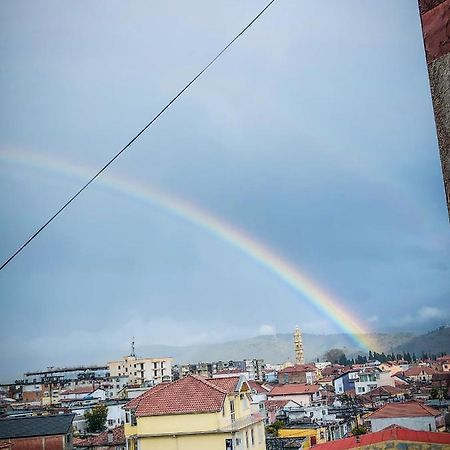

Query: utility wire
[[0, 0, 277, 272]]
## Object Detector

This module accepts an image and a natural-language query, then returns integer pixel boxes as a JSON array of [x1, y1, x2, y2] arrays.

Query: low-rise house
[[333, 370, 359, 395], [73, 425, 125, 449], [436, 355, 450, 372], [61, 387, 106, 402], [268, 384, 323, 407], [265, 400, 301, 424], [367, 400, 445, 432], [0, 413, 75, 450], [247, 380, 270, 418], [431, 372, 450, 398], [311, 424, 450, 449], [359, 385, 406, 408], [278, 365, 317, 385], [278, 422, 328, 449], [354, 369, 394, 395], [404, 366, 436, 383], [124, 374, 266, 450]]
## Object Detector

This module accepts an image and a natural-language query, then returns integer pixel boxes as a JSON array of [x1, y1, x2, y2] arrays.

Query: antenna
[[131, 337, 136, 358]]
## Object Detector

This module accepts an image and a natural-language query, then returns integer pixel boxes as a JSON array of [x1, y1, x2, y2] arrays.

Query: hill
[[137, 331, 415, 364], [392, 326, 450, 356]]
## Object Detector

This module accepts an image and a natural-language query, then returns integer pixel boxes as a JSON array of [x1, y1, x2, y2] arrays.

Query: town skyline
[[1, 0, 449, 389]]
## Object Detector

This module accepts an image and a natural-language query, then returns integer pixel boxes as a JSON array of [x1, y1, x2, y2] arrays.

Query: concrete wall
[[370, 415, 436, 432], [419, 0, 450, 216]]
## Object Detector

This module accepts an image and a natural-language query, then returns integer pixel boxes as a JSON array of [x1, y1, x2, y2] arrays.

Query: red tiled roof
[[312, 425, 450, 449], [205, 376, 241, 394], [269, 384, 321, 396], [279, 364, 316, 374], [61, 385, 100, 395], [124, 375, 236, 417], [247, 380, 270, 394], [404, 366, 436, 376], [366, 385, 406, 397], [368, 401, 441, 419], [265, 399, 300, 411], [73, 425, 125, 447]]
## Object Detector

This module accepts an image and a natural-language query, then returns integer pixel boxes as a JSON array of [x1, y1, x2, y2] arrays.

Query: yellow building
[[278, 424, 327, 449], [124, 374, 266, 450]]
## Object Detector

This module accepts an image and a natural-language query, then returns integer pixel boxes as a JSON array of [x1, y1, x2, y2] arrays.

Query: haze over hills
[[137, 331, 418, 364], [392, 326, 450, 356]]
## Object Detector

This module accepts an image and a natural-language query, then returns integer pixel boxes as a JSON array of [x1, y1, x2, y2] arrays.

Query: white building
[[355, 369, 394, 395], [367, 401, 444, 432]]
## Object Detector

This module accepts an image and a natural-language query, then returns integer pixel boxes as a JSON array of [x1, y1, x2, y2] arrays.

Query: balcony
[[219, 414, 264, 432]]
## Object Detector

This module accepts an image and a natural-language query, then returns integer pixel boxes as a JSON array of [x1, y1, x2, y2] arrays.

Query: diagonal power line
[[1, 0, 277, 272]]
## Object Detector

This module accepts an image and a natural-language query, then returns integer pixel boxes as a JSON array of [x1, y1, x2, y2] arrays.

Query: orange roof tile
[[269, 383, 321, 396], [312, 425, 450, 449], [404, 366, 436, 376], [125, 375, 236, 417], [368, 401, 441, 419], [279, 364, 316, 374]]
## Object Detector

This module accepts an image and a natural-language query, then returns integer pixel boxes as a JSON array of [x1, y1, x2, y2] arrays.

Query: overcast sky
[[0, 0, 449, 380]]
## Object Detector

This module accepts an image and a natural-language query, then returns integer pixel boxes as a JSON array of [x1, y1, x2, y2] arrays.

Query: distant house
[[404, 366, 436, 383], [265, 399, 301, 424], [268, 384, 323, 407], [333, 370, 359, 395], [436, 355, 450, 372], [311, 424, 450, 449], [354, 369, 395, 395], [0, 413, 75, 450], [278, 365, 317, 385], [367, 401, 445, 432], [73, 425, 125, 449], [247, 380, 270, 418], [359, 385, 406, 407], [60, 386, 106, 402]]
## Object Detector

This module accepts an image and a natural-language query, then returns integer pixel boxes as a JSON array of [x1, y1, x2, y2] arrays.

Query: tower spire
[[131, 336, 136, 357], [294, 326, 304, 365]]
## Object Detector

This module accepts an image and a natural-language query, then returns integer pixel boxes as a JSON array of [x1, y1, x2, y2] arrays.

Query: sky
[[0, 0, 449, 380]]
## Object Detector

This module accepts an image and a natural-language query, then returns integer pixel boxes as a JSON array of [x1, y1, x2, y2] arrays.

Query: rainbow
[[0, 148, 379, 351]]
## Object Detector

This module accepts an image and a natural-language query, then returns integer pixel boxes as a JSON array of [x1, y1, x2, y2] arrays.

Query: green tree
[[352, 425, 368, 436], [324, 349, 347, 364], [266, 420, 285, 437], [85, 404, 108, 432]]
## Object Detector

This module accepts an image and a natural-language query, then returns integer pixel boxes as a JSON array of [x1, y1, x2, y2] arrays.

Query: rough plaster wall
[[428, 52, 450, 214]]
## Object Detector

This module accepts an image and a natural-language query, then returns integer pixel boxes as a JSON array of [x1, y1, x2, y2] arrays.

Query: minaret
[[294, 326, 304, 365]]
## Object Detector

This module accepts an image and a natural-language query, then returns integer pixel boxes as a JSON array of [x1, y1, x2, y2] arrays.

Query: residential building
[[278, 423, 328, 449], [247, 380, 270, 418], [333, 370, 359, 395], [436, 355, 450, 372], [268, 384, 323, 407], [107, 356, 172, 386], [124, 374, 266, 450], [354, 369, 394, 395], [0, 413, 75, 450], [73, 425, 125, 449], [312, 424, 450, 449], [60, 386, 106, 402], [278, 365, 316, 385], [265, 400, 301, 424], [403, 366, 436, 383], [367, 401, 445, 432]]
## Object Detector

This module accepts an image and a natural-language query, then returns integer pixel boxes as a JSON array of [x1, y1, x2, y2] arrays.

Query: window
[[230, 399, 235, 422], [251, 428, 254, 445], [245, 431, 249, 448]]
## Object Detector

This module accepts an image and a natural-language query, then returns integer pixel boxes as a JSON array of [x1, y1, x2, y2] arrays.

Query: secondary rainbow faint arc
[[0, 149, 379, 351]]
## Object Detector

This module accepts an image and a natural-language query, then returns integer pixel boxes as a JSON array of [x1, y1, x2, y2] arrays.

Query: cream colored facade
[[125, 382, 266, 450], [108, 356, 172, 386]]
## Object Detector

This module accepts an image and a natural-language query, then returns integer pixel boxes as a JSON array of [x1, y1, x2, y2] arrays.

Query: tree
[[85, 404, 108, 433], [324, 349, 347, 365], [266, 420, 285, 437], [352, 425, 368, 436]]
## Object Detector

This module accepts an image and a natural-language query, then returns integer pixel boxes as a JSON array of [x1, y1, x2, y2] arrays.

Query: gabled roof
[[312, 425, 450, 449], [269, 384, 321, 396], [60, 386, 101, 395], [265, 399, 300, 412], [73, 425, 124, 447], [247, 380, 270, 394], [368, 401, 441, 419], [404, 366, 436, 376], [279, 364, 316, 374], [366, 385, 405, 397], [124, 375, 242, 417], [0, 414, 75, 439]]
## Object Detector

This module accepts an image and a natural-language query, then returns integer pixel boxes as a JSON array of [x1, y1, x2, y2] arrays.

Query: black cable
[[0, 0, 277, 272]]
